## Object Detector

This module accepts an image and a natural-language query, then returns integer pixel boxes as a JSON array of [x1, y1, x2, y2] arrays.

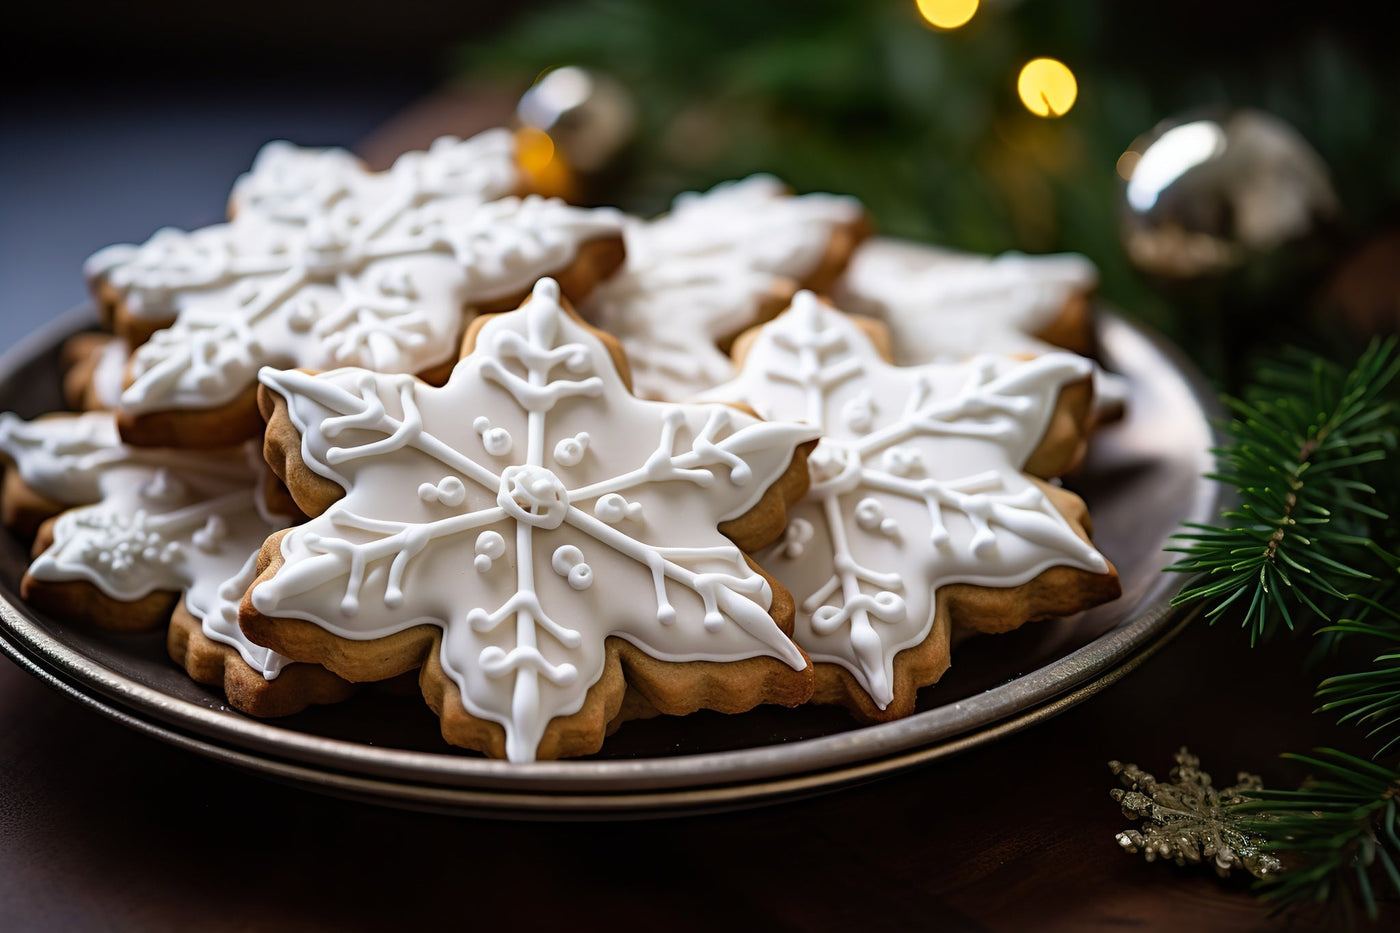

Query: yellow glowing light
[[916, 0, 979, 30], [515, 125, 556, 173], [512, 125, 575, 201], [1017, 58, 1078, 118]]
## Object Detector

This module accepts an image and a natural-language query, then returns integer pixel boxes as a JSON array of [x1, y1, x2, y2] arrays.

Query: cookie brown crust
[[1022, 374, 1095, 479], [241, 566, 811, 760], [20, 569, 179, 633], [167, 599, 355, 717], [1, 467, 66, 541], [117, 378, 269, 449], [97, 280, 172, 350], [1030, 287, 1097, 359], [801, 214, 873, 297], [60, 332, 120, 412]]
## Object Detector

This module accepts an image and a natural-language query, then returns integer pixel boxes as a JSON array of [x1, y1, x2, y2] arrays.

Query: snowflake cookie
[[244, 277, 818, 761], [708, 293, 1121, 720], [0, 410, 352, 716], [831, 237, 1128, 419], [85, 129, 628, 448], [581, 174, 867, 402], [831, 237, 1100, 362]]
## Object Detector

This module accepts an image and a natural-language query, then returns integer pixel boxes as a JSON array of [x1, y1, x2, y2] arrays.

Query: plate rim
[[0, 307, 1224, 801], [0, 604, 1199, 818]]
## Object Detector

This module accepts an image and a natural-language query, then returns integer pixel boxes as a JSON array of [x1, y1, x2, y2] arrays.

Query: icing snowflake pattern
[[583, 174, 862, 401], [86, 130, 626, 415], [0, 411, 293, 678], [709, 293, 1111, 709], [252, 278, 816, 762]]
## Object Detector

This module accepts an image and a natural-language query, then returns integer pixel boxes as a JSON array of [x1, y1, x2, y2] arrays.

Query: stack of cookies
[[0, 130, 1120, 761]]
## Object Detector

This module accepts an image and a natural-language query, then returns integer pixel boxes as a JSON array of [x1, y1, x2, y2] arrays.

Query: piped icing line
[[707, 292, 1111, 709], [582, 174, 863, 402], [86, 130, 627, 416], [251, 277, 817, 761], [0, 410, 294, 678]]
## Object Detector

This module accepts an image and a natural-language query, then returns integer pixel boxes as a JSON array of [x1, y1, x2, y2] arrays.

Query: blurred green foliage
[[462, 1, 1400, 349]]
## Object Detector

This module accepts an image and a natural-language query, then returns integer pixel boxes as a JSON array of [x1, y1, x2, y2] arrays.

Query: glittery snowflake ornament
[[247, 277, 818, 761], [86, 130, 626, 442], [709, 293, 1119, 717]]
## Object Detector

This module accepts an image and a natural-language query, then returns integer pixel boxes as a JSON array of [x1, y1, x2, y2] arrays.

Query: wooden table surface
[[1, 81, 1388, 932]]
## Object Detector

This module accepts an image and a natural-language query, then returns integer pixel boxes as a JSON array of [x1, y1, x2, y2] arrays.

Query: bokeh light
[[513, 125, 575, 201], [915, 0, 979, 31], [1017, 58, 1078, 118]]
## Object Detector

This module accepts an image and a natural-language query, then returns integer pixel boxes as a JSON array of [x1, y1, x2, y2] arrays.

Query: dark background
[[2, 4, 1400, 927], [4, 1, 1400, 356]]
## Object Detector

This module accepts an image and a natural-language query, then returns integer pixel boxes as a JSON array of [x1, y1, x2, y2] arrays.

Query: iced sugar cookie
[[0, 410, 352, 715], [85, 130, 628, 448], [243, 278, 818, 761], [708, 293, 1121, 720]]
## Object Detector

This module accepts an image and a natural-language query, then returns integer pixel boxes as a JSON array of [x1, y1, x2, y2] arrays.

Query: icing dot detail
[[418, 475, 466, 507], [780, 518, 815, 559], [553, 432, 590, 467], [882, 446, 925, 477], [286, 299, 318, 333], [474, 530, 506, 573], [595, 493, 643, 524], [473, 416, 514, 457], [141, 469, 186, 505], [551, 545, 593, 591], [842, 392, 876, 433], [854, 497, 899, 537], [73, 511, 185, 581], [192, 515, 228, 553]]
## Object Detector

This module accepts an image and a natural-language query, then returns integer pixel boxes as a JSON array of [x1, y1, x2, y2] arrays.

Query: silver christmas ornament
[[1118, 109, 1339, 280]]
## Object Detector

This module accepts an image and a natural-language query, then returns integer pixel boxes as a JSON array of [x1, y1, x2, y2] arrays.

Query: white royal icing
[[85, 130, 626, 417], [0, 410, 293, 678], [707, 293, 1111, 709], [252, 277, 817, 761], [582, 175, 862, 401], [86, 336, 131, 410], [831, 237, 1099, 364]]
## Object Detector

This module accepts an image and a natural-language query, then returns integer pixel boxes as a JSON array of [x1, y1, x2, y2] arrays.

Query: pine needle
[[1169, 338, 1400, 645]]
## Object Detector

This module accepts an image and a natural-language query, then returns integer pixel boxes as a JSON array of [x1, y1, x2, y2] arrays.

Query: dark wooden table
[[0, 81, 1383, 932]]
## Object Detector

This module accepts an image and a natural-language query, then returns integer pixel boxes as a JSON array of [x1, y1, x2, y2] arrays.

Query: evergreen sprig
[[1317, 581, 1400, 756], [1121, 340, 1400, 922], [1230, 749, 1400, 922], [1167, 338, 1400, 645]]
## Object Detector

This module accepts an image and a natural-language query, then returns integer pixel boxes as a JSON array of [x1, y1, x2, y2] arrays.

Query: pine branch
[[1168, 338, 1400, 645], [1316, 576, 1400, 756], [1229, 749, 1400, 922]]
